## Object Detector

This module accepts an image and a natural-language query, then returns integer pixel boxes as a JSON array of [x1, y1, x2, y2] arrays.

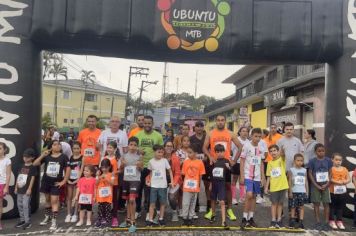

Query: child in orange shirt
[[181, 145, 205, 226], [95, 159, 114, 228], [328, 153, 350, 230], [103, 141, 119, 227]]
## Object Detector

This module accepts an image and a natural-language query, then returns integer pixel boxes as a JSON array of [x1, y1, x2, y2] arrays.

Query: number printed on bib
[[124, 166, 137, 177], [152, 170, 163, 180], [84, 148, 95, 157], [99, 187, 111, 198], [294, 176, 305, 185], [78, 194, 92, 204], [184, 179, 198, 190], [196, 154, 205, 160], [70, 169, 79, 180], [17, 174, 28, 188], [316, 172, 329, 182], [334, 185, 347, 194], [46, 162, 60, 177], [212, 167, 224, 178], [251, 156, 261, 165], [271, 167, 281, 178]]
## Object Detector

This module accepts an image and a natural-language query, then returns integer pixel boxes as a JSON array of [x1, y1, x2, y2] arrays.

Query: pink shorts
[[0, 184, 6, 198]]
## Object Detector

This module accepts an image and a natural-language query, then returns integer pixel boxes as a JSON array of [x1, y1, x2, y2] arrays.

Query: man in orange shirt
[[128, 114, 144, 138], [203, 114, 243, 221], [77, 115, 101, 167], [264, 124, 283, 162]]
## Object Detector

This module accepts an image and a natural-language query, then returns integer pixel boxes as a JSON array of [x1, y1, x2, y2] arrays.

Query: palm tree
[[80, 70, 96, 125], [43, 51, 63, 80], [49, 62, 68, 124]]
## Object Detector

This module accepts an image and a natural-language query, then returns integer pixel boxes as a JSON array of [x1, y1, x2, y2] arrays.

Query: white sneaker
[[192, 213, 199, 219], [336, 221, 345, 230], [145, 213, 149, 222], [135, 212, 141, 220], [238, 198, 245, 204], [70, 215, 78, 223], [76, 221, 83, 227], [178, 209, 183, 218], [65, 214, 72, 223], [232, 199, 238, 205], [86, 220, 92, 226], [49, 219, 57, 231], [39, 215, 50, 226], [171, 211, 179, 222], [256, 195, 265, 204]]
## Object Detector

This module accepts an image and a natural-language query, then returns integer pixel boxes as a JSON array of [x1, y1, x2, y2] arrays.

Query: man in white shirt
[[98, 116, 128, 158]]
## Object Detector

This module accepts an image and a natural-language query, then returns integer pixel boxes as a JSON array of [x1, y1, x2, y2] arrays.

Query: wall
[[248, 105, 268, 129]]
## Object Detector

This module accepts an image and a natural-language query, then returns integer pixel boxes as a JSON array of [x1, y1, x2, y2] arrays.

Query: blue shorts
[[210, 180, 226, 201], [150, 187, 167, 204], [245, 179, 261, 195]]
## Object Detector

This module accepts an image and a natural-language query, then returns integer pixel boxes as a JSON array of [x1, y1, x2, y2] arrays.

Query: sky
[[61, 54, 243, 102]]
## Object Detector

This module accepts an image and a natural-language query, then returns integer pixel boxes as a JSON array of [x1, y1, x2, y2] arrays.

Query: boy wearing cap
[[14, 148, 38, 230]]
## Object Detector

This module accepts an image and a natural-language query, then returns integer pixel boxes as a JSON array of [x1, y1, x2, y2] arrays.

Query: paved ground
[[1, 195, 355, 236]]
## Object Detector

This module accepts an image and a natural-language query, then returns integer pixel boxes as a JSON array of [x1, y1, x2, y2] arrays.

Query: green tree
[[41, 113, 52, 130], [80, 70, 96, 125], [49, 62, 68, 124], [42, 51, 63, 80]]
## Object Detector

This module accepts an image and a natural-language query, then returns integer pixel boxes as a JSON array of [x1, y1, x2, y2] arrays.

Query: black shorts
[[202, 160, 212, 181], [40, 181, 61, 195], [211, 180, 226, 201], [231, 163, 240, 175], [122, 180, 140, 199], [80, 204, 93, 211], [225, 168, 231, 183]]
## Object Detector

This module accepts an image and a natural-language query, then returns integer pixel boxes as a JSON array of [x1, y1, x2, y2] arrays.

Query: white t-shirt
[[258, 139, 268, 160], [148, 158, 171, 188], [231, 137, 250, 163], [240, 141, 266, 181], [0, 157, 11, 184], [98, 129, 128, 158], [52, 131, 60, 141], [60, 141, 73, 159]]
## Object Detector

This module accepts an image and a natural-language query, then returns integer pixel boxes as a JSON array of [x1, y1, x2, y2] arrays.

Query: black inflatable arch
[[0, 0, 355, 218]]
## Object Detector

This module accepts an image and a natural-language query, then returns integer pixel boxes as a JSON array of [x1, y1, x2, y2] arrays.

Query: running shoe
[[336, 221, 345, 230], [227, 209, 237, 221], [248, 218, 257, 228], [204, 209, 213, 220], [15, 221, 26, 228], [22, 222, 32, 230]]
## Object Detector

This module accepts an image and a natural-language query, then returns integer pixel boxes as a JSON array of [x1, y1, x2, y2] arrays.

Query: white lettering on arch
[[0, 62, 18, 84], [0, 109, 20, 135], [348, 0, 356, 40]]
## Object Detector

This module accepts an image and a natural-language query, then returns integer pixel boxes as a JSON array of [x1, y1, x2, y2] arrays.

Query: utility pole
[[161, 62, 168, 102], [194, 70, 198, 98], [137, 80, 158, 114], [124, 66, 149, 123], [176, 77, 179, 94]]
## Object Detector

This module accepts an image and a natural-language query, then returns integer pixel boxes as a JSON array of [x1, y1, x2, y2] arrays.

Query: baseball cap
[[23, 148, 35, 157]]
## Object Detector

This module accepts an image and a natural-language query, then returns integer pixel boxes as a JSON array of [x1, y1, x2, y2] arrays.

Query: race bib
[[17, 174, 28, 188], [70, 169, 79, 180], [184, 179, 198, 190], [99, 187, 111, 198], [251, 156, 261, 166], [294, 176, 305, 185], [46, 162, 60, 177], [271, 167, 281, 178], [334, 185, 347, 194], [197, 154, 205, 160], [78, 193, 92, 204], [124, 166, 137, 177], [316, 172, 329, 182], [212, 167, 224, 178], [84, 148, 95, 157], [152, 170, 163, 180]]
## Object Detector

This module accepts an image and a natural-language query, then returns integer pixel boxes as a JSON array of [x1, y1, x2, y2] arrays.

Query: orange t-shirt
[[77, 128, 101, 166], [209, 128, 232, 160], [104, 156, 119, 186], [96, 173, 113, 203], [128, 127, 143, 138], [181, 158, 206, 192], [264, 133, 283, 162], [329, 166, 349, 193]]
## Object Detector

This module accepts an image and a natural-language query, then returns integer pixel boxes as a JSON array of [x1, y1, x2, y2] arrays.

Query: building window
[[254, 78, 264, 93], [283, 65, 297, 81], [63, 118, 68, 123], [85, 93, 97, 102], [252, 101, 265, 112], [70, 119, 74, 124], [62, 90, 71, 99], [236, 83, 254, 101], [267, 69, 278, 82]]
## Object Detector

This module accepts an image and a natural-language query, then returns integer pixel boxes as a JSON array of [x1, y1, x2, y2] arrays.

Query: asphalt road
[[1, 193, 355, 236]]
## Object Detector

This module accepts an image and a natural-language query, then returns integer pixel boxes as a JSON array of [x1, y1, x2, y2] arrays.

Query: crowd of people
[[0, 114, 356, 232]]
